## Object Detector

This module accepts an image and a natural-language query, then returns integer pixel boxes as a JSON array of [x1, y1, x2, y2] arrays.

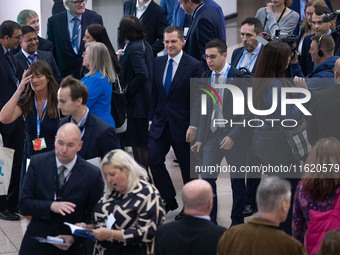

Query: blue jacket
[[291, 56, 339, 91], [81, 72, 116, 128]]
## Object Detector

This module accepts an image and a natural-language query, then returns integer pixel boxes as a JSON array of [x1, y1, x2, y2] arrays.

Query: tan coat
[[217, 218, 306, 255]]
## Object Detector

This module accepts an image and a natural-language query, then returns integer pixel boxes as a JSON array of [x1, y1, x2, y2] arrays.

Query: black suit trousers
[[148, 123, 190, 201]]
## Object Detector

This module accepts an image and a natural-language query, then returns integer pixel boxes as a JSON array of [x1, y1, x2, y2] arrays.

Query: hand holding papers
[[64, 222, 97, 240]]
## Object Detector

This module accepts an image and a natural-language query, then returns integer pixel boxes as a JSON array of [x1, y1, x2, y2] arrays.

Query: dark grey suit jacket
[[155, 214, 226, 255], [15, 50, 61, 83], [47, 9, 103, 79], [60, 112, 120, 160], [123, 0, 167, 56], [19, 151, 104, 254]]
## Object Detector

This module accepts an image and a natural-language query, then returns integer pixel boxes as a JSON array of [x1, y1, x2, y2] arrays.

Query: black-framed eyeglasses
[[69, 0, 87, 6], [203, 54, 218, 60]]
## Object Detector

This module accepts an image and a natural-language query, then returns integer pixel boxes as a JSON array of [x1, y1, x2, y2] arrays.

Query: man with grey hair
[[47, 0, 103, 79], [17, 9, 53, 53], [217, 177, 306, 255], [155, 179, 225, 255]]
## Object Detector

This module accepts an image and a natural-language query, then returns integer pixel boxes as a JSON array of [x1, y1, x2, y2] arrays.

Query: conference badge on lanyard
[[33, 97, 48, 151]]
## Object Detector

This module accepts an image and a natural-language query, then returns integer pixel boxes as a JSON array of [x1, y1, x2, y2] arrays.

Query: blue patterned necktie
[[164, 59, 173, 95], [72, 17, 80, 54], [28, 54, 37, 64]]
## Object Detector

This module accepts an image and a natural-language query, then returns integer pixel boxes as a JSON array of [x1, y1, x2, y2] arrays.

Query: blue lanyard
[[237, 49, 259, 70], [34, 97, 47, 138], [211, 65, 230, 87]]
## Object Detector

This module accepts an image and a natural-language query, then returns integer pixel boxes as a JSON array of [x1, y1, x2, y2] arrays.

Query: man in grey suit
[[15, 26, 61, 83], [47, 0, 103, 79]]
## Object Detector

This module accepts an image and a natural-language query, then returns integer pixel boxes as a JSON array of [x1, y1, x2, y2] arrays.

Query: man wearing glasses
[[0, 20, 25, 221], [191, 39, 252, 227], [47, 0, 103, 79]]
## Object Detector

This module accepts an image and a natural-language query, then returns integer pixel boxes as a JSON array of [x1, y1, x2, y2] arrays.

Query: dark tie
[[164, 59, 173, 95], [58, 165, 67, 189], [72, 17, 80, 53], [5, 51, 16, 75]]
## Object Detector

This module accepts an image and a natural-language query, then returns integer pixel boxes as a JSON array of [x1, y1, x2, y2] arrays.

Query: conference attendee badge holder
[[106, 213, 116, 229], [33, 137, 46, 151], [33, 97, 48, 151]]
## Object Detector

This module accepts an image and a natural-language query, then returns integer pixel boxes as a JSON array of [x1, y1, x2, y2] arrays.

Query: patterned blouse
[[92, 179, 166, 255], [292, 181, 337, 243]]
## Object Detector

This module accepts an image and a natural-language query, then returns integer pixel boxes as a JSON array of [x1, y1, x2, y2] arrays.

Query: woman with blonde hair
[[81, 42, 116, 128], [77, 149, 165, 255]]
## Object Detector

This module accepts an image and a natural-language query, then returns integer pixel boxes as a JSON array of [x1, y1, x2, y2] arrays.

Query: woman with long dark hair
[[0, 60, 59, 156], [118, 16, 153, 169], [251, 40, 306, 234], [82, 23, 121, 75], [0, 60, 60, 188]]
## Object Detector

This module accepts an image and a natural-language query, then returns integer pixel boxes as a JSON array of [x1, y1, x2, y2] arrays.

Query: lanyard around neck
[[34, 97, 48, 138]]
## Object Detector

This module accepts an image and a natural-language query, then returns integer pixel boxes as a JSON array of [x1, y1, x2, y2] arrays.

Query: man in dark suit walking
[[231, 17, 264, 75], [0, 20, 25, 221], [19, 123, 104, 254], [15, 26, 61, 83], [47, 0, 103, 79], [123, 0, 167, 56], [58, 76, 120, 163], [155, 179, 225, 255], [17, 9, 54, 53], [148, 26, 203, 213], [179, 0, 226, 70], [192, 39, 252, 226], [231, 17, 263, 218]]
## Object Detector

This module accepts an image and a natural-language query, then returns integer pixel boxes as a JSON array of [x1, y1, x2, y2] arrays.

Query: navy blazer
[[123, 0, 167, 56], [149, 52, 203, 143], [38, 36, 54, 53], [19, 151, 104, 254], [230, 45, 263, 75], [155, 214, 226, 255], [196, 66, 252, 146], [60, 112, 120, 160], [0, 46, 24, 135], [47, 9, 103, 79], [184, 4, 226, 71], [119, 40, 154, 119], [15, 50, 61, 83]]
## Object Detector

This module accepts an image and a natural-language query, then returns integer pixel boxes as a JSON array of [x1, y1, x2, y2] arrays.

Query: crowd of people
[[0, 0, 340, 254]]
